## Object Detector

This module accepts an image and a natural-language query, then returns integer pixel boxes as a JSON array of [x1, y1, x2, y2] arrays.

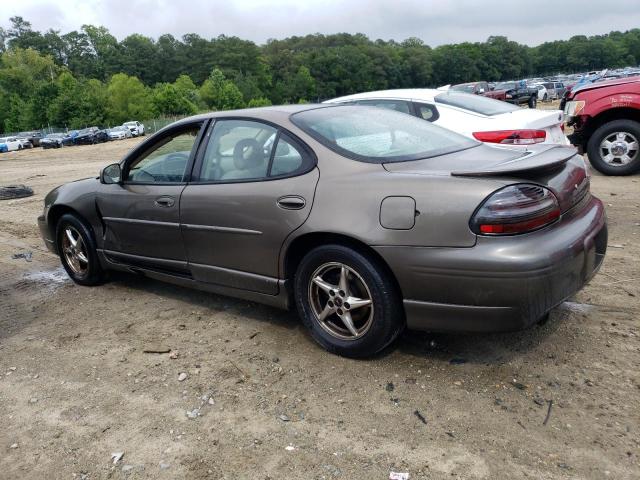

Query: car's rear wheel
[[587, 119, 640, 175], [294, 244, 404, 358], [56, 213, 105, 286], [528, 96, 537, 108]]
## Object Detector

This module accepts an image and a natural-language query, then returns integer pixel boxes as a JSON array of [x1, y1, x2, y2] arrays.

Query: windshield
[[451, 84, 476, 93], [291, 105, 479, 163], [435, 91, 519, 116], [124, 122, 136, 126], [495, 82, 516, 90]]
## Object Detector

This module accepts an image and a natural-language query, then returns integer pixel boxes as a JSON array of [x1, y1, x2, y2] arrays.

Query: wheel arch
[[282, 232, 403, 296], [582, 108, 640, 148], [47, 204, 96, 249]]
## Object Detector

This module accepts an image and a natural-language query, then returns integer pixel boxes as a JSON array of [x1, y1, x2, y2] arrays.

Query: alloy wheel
[[308, 262, 374, 340], [61, 225, 89, 276], [600, 131, 639, 166]]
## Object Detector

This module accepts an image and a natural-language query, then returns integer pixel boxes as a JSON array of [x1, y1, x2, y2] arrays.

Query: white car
[[0, 136, 22, 152], [530, 84, 549, 102], [16, 137, 33, 149], [108, 126, 132, 140], [325, 89, 568, 147], [123, 121, 145, 137]]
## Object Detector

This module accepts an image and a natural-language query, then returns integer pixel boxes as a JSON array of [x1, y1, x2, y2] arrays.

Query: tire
[[528, 96, 537, 109], [543, 93, 548, 102], [56, 213, 105, 286], [0, 185, 33, 200], [294, 244, 405, 358], [586, 119, 640, 176]]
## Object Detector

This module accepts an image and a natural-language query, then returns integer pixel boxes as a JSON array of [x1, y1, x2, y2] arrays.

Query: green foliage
[[247, 97, 272, 108], [106, 73, 153, 124], [1, 23, 640, 133]]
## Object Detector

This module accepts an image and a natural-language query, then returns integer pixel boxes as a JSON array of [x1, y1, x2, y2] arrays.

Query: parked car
[[542, 82, 565, 100], [530, 84, 549, 102], [0, 136, 22, 152], [564, 75, 640, 175], [325, 89, 568, 146], [19, 131, 43, 147], [16, 137, 34, 149], [38, 105, 606, 357], [108, 126, 133, 140], [123, 121, 145, 136], [62, 131, 79, 146], [74, 127, 101, 145], [40, 133, 65, 149], [493, 81, 539, 108], [95, 129, 110, 143], [450, 82, 506, 100]]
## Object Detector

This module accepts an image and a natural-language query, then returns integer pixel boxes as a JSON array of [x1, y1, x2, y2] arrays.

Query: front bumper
[[374, 196, 607, 333], [38, 214, 57, 253]]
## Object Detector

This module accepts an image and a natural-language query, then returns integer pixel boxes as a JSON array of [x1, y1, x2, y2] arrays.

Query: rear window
[[435, 91, 519, 116], [451, 84, 476, 93], [291, 105, 478, 163]]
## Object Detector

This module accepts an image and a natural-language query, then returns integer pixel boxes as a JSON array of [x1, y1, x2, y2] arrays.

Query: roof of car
[[325, 89, 443, 103]]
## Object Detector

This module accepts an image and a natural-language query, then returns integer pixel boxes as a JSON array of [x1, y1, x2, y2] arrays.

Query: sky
[[3, 0, 640, 47]]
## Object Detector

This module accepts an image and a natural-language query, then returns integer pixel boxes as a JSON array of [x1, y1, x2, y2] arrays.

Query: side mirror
[[100, 163, 122, 184]]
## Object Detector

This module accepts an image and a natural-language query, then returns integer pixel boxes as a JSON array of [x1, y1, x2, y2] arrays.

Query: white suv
[[123, 121, 145, 137]]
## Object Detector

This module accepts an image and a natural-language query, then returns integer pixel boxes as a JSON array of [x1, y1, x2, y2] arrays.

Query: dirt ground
[[0, 131, 639, 480]]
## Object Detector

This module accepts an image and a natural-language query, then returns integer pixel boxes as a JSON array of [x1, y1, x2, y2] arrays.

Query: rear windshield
[[435, 91, 519, 116], [451, 84, 476, 93], [291, 105, 478, 163]]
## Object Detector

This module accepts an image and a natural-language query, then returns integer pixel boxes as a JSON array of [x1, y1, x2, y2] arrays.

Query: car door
[[96, 120, 207, 272], [180, 119, 319, 295]]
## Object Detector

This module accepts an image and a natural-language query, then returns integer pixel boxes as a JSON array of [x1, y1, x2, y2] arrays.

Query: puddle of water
[[23, 267, 70, 285], [560, 301, 595, 314]]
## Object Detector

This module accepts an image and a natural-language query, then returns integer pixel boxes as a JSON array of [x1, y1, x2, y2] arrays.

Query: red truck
[[563, 76, 640, 175], [450, 82, 507, 101]]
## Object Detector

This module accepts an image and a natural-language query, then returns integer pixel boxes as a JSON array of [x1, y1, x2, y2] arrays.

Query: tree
[[106, 73, 153, 124]]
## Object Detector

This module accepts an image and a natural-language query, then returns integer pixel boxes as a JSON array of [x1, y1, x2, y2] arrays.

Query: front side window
[[126, 124, 201, 183], [292, 105, 478, 163]]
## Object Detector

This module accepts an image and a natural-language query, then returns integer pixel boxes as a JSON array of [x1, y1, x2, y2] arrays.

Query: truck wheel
[[528, 96, 537, 109], [587, 119, 640, 175]]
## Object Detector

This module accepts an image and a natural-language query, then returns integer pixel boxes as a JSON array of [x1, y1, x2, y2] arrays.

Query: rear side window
[[413, 103, 439, 122], [270, 135, 306, 177], [435, 91, 519, 116]]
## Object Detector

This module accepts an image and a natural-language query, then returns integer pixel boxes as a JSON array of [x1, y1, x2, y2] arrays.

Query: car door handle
[[277, 195, 306, 210], [154, 196, 175, 208]]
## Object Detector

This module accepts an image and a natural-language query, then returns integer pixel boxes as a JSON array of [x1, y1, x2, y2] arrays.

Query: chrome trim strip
[[102, 217, 180, 228], [181, 224, 262, 235]]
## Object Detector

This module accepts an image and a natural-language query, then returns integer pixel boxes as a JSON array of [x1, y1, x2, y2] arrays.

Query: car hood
[[571, 75, 640, 96]]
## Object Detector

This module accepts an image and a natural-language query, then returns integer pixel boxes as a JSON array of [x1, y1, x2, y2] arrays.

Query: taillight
[[472, 130, 546, 145], [471, 184, 561, 235]]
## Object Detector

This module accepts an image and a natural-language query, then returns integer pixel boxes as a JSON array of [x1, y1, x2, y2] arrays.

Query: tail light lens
[[471, 184, 561, 235], [472, 130, 546, 145]]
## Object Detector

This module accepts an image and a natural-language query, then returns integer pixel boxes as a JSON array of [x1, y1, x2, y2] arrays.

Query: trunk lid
[[383, 144, 589, 212], [490, 108, 564, 130]]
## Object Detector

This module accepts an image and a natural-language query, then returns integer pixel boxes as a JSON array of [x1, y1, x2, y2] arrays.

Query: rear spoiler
[[451, 145, 577, 177]]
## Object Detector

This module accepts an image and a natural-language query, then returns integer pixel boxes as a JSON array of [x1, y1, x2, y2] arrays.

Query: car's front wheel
[[294, 244, 404, 358], [528, 96, 537, 108], [587, 119, 640, 175], [56, 213, 105, 286]]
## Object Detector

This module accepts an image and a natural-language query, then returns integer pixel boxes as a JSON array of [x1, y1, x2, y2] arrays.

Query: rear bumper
[[374, 196, 607, 333]]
